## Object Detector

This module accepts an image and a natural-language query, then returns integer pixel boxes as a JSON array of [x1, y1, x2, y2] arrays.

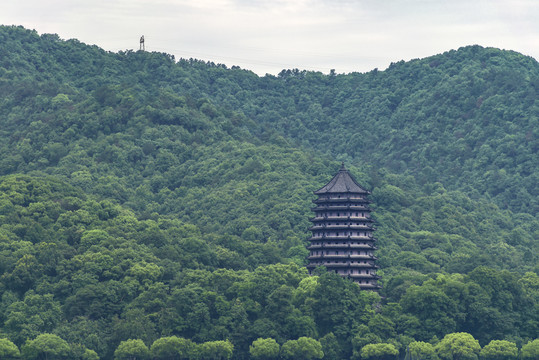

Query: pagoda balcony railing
[[310, 215, 373, 222], [309, 228, 374, 234], [310, 222, 373, 226], [348, 273, 381, 279], [307, 243, 377, 249], [313, 198, 371, 204], [307, 262, 378, 269], [312, 205, 369, 211], [308, 261, 350, 268], [308, 254, 346, 259], [350, 254, 377, 260], [307, 262, 380, 270], [356, 263, 378, 268], [308, 235, 376, 241], [308, 254, 377, 260], [307, 261, 379, 275], [343, 263, 376, 268], [309, 235, 376, 240], [309, 235, 374, 241], [308, 254, 343, 259], [309, 224, 373, 230]]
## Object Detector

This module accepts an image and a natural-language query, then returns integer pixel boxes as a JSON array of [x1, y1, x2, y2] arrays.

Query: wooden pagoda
[[306, 164, 381, 290]]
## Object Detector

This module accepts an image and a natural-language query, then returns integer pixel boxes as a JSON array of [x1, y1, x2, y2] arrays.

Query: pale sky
[[2, 0, 538, 75]]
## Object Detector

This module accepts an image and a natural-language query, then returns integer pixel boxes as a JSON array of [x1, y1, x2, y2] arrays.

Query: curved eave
[[311, 204, 371, 211], [349, 274, 382, 280], [309, 225, 374, 231], [310, 217, 374, 223], [308, 236, 377, 242], [313, 198, 371, 204], [314, 165, 370, 195], [307, 255, 378, 261], [307, 243, 378, 249]]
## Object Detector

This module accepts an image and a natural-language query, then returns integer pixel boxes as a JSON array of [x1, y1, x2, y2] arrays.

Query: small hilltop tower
[[307, 164, 381, 290]]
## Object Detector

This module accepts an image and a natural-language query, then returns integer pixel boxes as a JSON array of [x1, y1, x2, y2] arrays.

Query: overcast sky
[[2, 0, 538, 75]]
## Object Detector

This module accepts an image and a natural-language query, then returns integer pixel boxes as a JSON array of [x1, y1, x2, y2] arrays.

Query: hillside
[[181, 47, 539, 215], [1, 26, 537, 214], [0, 25, 537, 359]]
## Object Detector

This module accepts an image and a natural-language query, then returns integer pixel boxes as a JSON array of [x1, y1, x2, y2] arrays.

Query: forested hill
[[2, 25, 536, 215], [245, 48, 538, 215], [0, 25, 537, 360]]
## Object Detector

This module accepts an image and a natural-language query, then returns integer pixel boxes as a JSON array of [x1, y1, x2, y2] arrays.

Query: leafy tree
[[21, 333, 71, 360], [407, 341, 439, 360], [520, 339, 539, 360], [249, 338, 280, 360], [0, 338, 20, 359], [367, 315, 397, 340], [399, 281, 458, 340], [4, 253, 43, 292], [150, 336, 195, 360], [70, 344, 100, 360], [312, 271, 377, 341], [4, 293, 63, 345], [479, 340, 517, 360], [319, 332, 342, 360], [436, 333, 481, 360], [113, 339, 150, 360], [281, 337, 323, 360], [360, 343, 399, 360], [196, 340, 233, 360], [352, 329, 383, 360]]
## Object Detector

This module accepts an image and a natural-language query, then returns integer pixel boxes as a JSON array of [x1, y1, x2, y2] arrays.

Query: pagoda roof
[[314, 164, 370, 195]]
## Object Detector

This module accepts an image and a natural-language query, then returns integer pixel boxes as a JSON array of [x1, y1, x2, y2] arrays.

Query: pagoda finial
[[340, 162, 346, 171]]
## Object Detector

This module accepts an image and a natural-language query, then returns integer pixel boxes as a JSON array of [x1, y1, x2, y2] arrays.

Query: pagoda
[[306, 164, 381, 290]]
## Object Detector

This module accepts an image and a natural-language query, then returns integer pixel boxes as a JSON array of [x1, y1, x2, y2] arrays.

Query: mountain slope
[[205, 46, 539, 214], [0, 25, 537, 359], [2, 26, 537, 214]]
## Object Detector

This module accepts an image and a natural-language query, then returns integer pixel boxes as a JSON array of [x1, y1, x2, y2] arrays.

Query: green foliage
[[281, 337, 323, 360], [4, 292, 63, 344], [408, 341, 439, 360], [0, 338, 20, 359], [360, 343, 399, 360], [319, 332, 342, 360], [70, 344, 100, 360], [436, 333, 481, 360], [113, 339, 149, 360], [520, 339, 539, 360], [21, 334, 70, 360], [249, 338, 280, 360], [150, 336, 195, 360], [479, 340, 517, 360], [196, 340, 233, 360]]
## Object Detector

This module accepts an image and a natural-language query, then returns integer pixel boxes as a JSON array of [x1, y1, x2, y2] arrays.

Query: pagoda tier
[[306, 164, 381, 290]]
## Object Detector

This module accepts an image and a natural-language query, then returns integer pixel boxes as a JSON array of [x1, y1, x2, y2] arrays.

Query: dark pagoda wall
[[307, 170, 381, 290]]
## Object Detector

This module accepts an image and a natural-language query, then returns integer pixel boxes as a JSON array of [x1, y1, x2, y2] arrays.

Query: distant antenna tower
[[139, 35, 145, 51]]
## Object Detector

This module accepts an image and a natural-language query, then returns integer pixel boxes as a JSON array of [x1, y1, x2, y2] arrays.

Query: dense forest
[[0, 25, 537, 359]]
